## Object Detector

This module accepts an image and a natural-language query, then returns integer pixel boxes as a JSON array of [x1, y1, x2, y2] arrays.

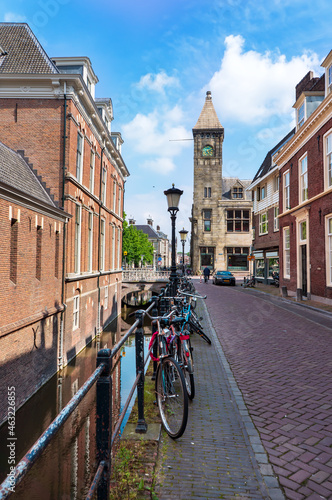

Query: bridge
[[121, 269, 170, 300]]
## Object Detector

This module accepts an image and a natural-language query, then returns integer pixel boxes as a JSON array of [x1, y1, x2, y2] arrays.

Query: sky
[[1, 0, 332, 251]]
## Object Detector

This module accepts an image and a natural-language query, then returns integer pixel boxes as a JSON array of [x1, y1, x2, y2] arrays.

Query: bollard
[[281, 286, 288, 297], [135, 310, 148, 433], [96, 349, 112, 500]]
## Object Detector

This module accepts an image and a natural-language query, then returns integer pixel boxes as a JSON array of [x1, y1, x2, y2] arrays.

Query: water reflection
[[0, 306, 152, 499]]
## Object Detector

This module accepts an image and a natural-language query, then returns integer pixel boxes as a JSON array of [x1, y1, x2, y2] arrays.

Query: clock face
[[202, 145, 213, 157]]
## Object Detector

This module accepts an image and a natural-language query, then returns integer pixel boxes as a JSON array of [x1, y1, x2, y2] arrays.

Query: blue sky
[[1, 0, 332, 249]]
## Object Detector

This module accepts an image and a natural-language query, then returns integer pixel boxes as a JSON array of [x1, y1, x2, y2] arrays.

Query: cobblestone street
[[155, 279, 332, 500]]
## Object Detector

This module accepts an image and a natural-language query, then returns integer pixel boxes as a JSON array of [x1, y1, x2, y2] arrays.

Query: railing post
[[135, 310, 148, 433], [96, 349, 112, 500], [151, 299, 159, 380]]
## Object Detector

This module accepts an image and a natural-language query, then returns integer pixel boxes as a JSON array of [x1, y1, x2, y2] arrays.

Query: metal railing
[[0, 300, 158, 500], [122, 269, 170, 282]]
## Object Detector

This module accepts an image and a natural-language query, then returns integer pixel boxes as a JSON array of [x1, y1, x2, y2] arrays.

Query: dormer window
[[233, 187, 243, 199], [298, 103, 305, 128]]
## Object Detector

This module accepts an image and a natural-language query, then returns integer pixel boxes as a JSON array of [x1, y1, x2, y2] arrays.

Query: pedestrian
[[203, 266, 210, 283]]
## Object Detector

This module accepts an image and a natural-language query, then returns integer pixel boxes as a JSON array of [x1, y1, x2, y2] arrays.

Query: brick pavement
[[154, 289, 284, 499], [192, 280, 332, 500]]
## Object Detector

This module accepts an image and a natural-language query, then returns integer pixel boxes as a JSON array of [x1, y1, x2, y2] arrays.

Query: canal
[[0, 303, 153, 499]]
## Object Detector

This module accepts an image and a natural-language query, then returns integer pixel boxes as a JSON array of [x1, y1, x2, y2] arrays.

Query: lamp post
[[179, 228, 188, 276], [164, 184, 183, 296]]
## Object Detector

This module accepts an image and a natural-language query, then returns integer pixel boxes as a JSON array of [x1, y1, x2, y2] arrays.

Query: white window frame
[[74, 204, 81, 274], [118, 186, 122, 215], [283, 170, 290, 211], [88, 212, 93, 272], [326, 215, 332, 287], [89, 150, 95, 194], [117, 227, 121, 269], [274, 206, 279, 231], [76, 132, 84, 184], [113, 181, 116, 213], [324, 129, 332, 190], [329, 65, 332, 89], [259, 212, 268, 235], [274, 174, 280, 192], [112, 225, 115, 270], [299, 154, 308, 203], [73, 295, 80, 330], [100, 218, 105, 271], [297, 102, 305, 128], [283, 227, 290, 279], [101, 167, 107, 205]]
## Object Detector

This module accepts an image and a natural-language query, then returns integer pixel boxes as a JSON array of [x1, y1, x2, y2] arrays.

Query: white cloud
[[141, 157, 176, 174], [136, 71, 179, 94], [121, 106, 191, 172], [3, 12, 26, 22], [208, 35, 321, 124]]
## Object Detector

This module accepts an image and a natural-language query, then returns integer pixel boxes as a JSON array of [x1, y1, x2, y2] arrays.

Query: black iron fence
[[0, 300, 158, 500]]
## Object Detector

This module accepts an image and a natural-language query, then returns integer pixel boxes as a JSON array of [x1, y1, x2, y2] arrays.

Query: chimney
[[147, 218, 153, 227], [128, 218, 135, 225], [156, 225, 160, 231]]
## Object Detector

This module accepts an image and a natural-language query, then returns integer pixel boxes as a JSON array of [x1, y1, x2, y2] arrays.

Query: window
[[89, 150, 95, 194], [325, 132, 332, 188], [257, 187, 260, 201], [73, 295, 80, 330], [10, 219, 18, 283], [100, 219, 105, 271], [36, 226, 42, 280], [203, 209, 212, 232], [117, 227, 121, 269], [227, 210, 250, 232], [274, 207, 279, 231], [299, 155, 308, 202], [327, 217, 332, 285], [259, 213, 268, 235], [283, 227, 290, 278], [88, 212, 93, 272], [113, 181, 116, 212], [227, 247, 249, 270], [329, 65, 332, 88], [300, 220, 307, 241], [55, 230, 60, 278], [274, 175, 280, 192], [74, 204, 81, 273], [76, 132, 84, 183], [118, 186, 122, 215], [283, 170, 290, 211], [101, 167, 107, 205], [261, 185, 266, 200], [112, 225, 115, 270], [204, 187, 211, 198], [298, 103, 305, 128], [233, 187, 243, 199]]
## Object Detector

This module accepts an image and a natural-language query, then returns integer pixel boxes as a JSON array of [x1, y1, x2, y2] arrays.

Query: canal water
[[0, 305, 153, 499]]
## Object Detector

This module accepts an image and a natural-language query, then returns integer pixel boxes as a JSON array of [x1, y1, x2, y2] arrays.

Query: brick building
[[0, 141, 70, 424], [274, 56, 332, 303], [0, 23, 129, 421], [248, 130, 295, 283], [190, 91, 253, 274]]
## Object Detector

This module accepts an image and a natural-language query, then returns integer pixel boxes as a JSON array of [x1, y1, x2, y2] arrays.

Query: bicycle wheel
[[188, 319, 211, 345], [155, 357, 188, 439], [176, 336, 195, 400]]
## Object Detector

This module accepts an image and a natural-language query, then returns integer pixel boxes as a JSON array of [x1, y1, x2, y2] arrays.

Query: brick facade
[[0, 23, 129, 423]]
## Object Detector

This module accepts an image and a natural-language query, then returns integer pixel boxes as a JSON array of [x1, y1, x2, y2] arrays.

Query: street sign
[[158, 257, 162, 262], [247, 255, 255, 261]]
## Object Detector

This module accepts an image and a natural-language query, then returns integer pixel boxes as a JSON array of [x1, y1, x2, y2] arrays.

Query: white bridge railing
[[122, 269, 170, 282]]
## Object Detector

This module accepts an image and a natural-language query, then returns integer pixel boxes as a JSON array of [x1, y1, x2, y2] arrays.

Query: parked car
[[213, 270, 236, 286]]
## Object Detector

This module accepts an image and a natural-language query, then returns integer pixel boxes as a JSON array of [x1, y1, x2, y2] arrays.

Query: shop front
[[253, 250, 279, 283]]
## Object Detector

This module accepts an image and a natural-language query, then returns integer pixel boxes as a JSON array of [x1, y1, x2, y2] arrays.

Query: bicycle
[[242, 276, 255, 288], [177, 290, 212, 345], [144, 309, 189, 439]]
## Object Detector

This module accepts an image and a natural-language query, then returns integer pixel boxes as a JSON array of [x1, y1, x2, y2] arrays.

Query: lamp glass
[[179, 229, 188, 242], [164, 185, 183, 210]]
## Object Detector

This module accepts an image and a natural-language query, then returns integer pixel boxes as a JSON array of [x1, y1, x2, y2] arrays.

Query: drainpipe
[[59, 82, 68, 370], [97, 147, 105, 336]]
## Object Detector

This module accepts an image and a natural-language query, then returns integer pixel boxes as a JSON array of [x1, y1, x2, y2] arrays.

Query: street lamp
[[164, 184, 183, 296], [179, 228, 188, 276]]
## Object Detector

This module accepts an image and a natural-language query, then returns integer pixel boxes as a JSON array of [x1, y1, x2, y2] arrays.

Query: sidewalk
[[154, 293, 284, 499], [191, 279, 332, 500]]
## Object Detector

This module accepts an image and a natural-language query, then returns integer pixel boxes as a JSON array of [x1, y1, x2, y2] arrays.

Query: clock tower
[[191, 91, 224, 273]]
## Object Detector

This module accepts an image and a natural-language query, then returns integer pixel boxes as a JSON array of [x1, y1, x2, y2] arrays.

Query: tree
[[122, 214, 154, 267]]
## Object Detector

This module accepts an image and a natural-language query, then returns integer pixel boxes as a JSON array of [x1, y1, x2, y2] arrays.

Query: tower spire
[[193, 91, 223, 130]]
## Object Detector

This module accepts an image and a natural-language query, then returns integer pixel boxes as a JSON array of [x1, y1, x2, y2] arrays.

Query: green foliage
[[122, 213, 154, 267]]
